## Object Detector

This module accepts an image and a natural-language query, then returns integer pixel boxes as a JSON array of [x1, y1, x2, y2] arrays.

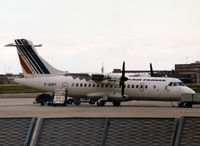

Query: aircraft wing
[[65, 73, 121, 85], [66, 73, 91, 81]]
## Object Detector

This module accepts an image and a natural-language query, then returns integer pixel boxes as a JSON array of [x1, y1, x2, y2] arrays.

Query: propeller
[[150, 63, 154, 77], [120, 61, 128, 98]]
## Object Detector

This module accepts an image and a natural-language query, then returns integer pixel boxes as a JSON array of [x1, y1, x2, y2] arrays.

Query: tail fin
[[11, 39, 65, 77]]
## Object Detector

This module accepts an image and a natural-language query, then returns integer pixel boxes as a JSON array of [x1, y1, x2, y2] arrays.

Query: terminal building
[[0, 73, 23, 84], [113, 61, 200, 84], [175, 61, 200, 84]]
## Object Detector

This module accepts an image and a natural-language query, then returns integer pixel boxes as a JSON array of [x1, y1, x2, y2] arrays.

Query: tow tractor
[[34, 93, 52, 106]]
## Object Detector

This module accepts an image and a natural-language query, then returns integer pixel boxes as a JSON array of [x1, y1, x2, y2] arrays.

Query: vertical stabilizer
[[14, 39, 65, 77]]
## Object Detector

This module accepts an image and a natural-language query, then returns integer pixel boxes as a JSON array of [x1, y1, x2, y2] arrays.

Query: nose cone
[[183, 87, 196, 94]]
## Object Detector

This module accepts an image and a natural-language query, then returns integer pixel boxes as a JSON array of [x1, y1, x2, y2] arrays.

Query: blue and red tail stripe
[[15, 39, 50, 74], [18, 53, 32, 74]]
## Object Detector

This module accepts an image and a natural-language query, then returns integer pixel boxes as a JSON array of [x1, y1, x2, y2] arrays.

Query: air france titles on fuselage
[[131, 78, 165, 82]]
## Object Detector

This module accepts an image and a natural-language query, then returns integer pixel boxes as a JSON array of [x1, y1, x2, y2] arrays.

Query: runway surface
[[1, 95, 200, 118]]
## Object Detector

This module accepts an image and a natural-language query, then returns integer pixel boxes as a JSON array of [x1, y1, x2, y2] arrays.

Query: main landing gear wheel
[[97, 100, 106, 106], [185, 102, 192, 108], [112, 101, 121, 106]]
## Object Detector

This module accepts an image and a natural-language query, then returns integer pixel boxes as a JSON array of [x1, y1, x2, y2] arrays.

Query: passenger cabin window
[[145, 85, 148, 89], [93, 84, 95, 87], [136, 85, 139, 88], [127, 85, 130, 88], [76, 83, 79, 87], [88, 84, 91, 87], [80, 83, 83, 87], [153, 85, 156, 89], [132, 85, 134, 88], [84, 83, 87, 87], [105, 84, 108, 88], [101, 84, 104, 87], [140, 85, 143, 89], [97, 84, 100, 87]]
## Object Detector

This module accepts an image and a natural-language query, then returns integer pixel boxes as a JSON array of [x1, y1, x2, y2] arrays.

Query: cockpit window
[[168, 82, 185, 87], [178, 82, 185, 86]]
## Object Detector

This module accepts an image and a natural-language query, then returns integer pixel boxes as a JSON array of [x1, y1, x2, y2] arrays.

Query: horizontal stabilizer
[[5, 43, 42, 47]]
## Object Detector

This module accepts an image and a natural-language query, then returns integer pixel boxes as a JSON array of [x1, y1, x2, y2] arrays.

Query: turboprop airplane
[[5, 39, 195, 107]]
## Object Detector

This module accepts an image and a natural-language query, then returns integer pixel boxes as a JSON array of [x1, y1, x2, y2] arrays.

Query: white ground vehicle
[[53, 88, 67, 105]]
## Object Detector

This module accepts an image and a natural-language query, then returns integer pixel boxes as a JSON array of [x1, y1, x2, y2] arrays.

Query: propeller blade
[[120, 61, 128, 98], [150, 63, 154, 77], [122, 61, 125, 78]]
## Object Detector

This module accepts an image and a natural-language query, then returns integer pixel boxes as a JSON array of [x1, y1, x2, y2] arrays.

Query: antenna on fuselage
[[101, 63, 104, 73]]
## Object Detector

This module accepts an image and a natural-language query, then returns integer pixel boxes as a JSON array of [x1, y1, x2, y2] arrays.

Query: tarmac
[[1, 93, 200, 118]]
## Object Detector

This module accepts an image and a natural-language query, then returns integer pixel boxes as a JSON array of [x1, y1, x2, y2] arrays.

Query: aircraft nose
[[183, 87, 196, 94]]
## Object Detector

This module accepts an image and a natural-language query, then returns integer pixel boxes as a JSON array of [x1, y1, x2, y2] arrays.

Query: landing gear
[[178, 102, 192, 108], [112, 101, 121, 106], [185, 102, 192, 108], [97, 100, 106, 106]]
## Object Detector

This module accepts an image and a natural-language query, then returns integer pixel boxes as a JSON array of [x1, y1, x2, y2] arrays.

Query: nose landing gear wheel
[[185, 102, 192, 108]]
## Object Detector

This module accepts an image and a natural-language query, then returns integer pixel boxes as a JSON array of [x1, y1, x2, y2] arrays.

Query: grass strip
[[0, 84, 44, 94]]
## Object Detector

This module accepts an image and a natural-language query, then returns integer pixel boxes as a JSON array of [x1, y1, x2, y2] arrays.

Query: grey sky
[[1, 0, 200, 74]]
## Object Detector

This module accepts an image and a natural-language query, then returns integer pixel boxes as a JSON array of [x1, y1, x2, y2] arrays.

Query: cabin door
[[139, 83, 145, 92]]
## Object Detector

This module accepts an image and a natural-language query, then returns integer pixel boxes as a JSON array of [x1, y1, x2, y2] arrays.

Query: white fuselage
[[15, 75, 195, 102]]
